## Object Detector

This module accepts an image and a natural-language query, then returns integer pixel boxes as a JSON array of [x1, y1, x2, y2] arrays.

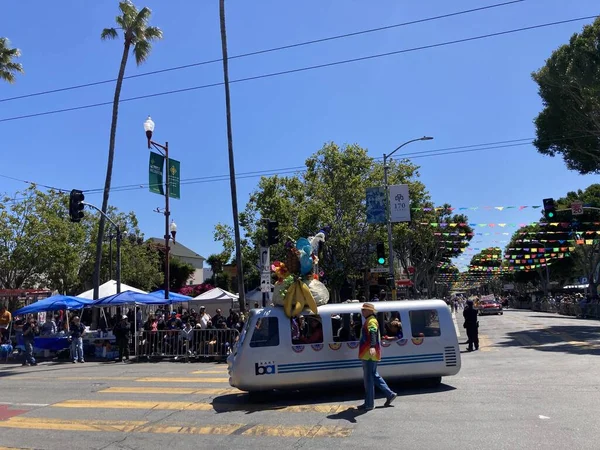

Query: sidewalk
[[452, 311, 461, 337]]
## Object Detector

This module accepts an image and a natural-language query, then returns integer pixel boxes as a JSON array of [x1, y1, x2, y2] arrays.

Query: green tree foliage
[[532, 17, 600, 174], [0, 37, 24, 83], [0, 186, 162, 297], [217, 142, 468, 301], [94, 0, 163, 299]]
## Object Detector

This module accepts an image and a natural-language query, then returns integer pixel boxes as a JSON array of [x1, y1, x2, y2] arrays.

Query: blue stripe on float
[[277, 354, 444, 374], [278, 353, 443, 370]]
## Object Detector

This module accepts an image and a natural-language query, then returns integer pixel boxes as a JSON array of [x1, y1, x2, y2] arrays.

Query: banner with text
[[149, 151, 165, 196], [168, 158, 181, 199], [389, 184, 411, 223]]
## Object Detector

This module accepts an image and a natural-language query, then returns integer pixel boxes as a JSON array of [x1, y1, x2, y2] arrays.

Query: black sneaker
[[384, 393, 397, 407], [357, 404, 374, 411]]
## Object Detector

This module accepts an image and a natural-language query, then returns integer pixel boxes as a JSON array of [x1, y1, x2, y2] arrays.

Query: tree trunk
[[219, 0, 245, 313], [92, 40, 131, 311]]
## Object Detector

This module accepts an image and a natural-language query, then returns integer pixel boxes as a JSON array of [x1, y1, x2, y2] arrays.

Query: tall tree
[[93, 1, 162, 300], [0, 37, 24, 83], [219, 0, 246, 312], [532, 17, 600, 174]]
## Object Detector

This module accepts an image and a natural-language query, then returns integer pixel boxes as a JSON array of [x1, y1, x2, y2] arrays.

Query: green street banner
[[149, 151, 164, 195], [168, 158, 180, 199]]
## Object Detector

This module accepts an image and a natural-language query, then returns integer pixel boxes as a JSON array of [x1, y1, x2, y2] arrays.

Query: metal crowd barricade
[[136, 328, 240, 361]]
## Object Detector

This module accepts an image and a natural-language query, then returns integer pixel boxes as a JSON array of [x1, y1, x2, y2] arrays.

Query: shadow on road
[[497, 325, 600, 356], [211, 381, 455, 414]]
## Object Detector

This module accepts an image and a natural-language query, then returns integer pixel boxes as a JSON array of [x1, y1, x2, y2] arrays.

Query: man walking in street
[[358, 302, 396, 411], [70, 316, 86, 363], [113, 315, 131, 362], [463, 299, 479, 351]]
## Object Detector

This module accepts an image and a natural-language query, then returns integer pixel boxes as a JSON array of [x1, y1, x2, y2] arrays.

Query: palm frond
[[101, 28, 119, 40], [118, 0, 138, 28], [0, 69, 17, 84], [144, 26, 163, 42], [0, 37, 23, 83], [133, 39, 151, 65]]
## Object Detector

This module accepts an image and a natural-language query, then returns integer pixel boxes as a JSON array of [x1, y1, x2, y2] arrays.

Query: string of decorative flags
[[422, 222, 600, 228], [411, 205, 548, 211]]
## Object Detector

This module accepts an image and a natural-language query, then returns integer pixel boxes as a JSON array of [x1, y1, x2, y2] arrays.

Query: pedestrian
[[358, 302, 396, 411], [70, 316, 86, 363], [113, 315, 131, 362], [21, 317, 38, 366], [463, 299, 479, 352]]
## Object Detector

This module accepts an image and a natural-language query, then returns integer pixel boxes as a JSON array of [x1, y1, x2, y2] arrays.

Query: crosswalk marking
[[136, 377, 229, 383], [0, 417, 352, 438], [52, 399, 348, 414], [190, 370, 228, 374], [100, 386, 239, 395]]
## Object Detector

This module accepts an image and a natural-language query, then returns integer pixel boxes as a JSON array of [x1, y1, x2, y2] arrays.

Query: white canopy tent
[[189, 288, 239, 315], [76, 280, 147, 299]]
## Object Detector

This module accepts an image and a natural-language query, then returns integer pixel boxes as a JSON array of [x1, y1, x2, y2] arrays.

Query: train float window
[[291, 315, 323, 345], [249, 317, 280, 348], [330, 313, 361, 342], [382, 311, 403, 339], [409, 310, 441, 337]]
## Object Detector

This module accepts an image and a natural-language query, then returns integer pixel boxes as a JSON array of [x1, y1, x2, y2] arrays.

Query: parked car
[[478, 299, 503, 315]]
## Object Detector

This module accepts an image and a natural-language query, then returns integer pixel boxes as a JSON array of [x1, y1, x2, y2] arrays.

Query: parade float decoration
[[271, 232, 329, 318]]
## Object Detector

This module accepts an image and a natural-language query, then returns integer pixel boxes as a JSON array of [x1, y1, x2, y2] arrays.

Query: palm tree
[[219, 0, 246, 312], [0, 37, 24, 83], [93, 1, 162, 301]]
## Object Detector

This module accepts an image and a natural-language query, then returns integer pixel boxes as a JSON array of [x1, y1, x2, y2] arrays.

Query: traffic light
[[543, 198, 556, 220], [267, 220, 280, 245], [69, 189, 85, 223], [376, 241, 385, 265]]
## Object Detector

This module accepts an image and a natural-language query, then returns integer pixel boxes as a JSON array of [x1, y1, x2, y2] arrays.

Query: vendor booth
[[189, 288, 239, 315]]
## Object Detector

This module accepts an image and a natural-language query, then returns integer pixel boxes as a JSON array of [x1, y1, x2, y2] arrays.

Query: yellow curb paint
[[0, 417, 352, 438], [190, 370, 228, 374], [100, 386, 239, 395], [135, 377, 229, 383], [51, 399, 346, 414]]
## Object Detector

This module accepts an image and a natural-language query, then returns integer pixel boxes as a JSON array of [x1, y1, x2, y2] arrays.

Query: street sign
[[259, 246, 270, 272], [370, 267, 388, 273], [260, 273, 271, 293], [389, 184, 411, 222], [571, 201, 584, 215]]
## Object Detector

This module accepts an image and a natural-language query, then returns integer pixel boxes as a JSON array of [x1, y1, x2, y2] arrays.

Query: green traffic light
[[548, 212, 554, 218], [378, 257, 385, 264]]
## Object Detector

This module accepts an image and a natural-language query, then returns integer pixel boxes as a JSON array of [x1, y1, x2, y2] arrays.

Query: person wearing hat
[[113, 315, 131, 362], [70, 316, 86, 363], [358, 303, 397, 411], [463, 299, 479, 351]]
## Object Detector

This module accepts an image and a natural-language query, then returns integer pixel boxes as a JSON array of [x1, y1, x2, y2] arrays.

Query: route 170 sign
[[389, 184, 411, 223]]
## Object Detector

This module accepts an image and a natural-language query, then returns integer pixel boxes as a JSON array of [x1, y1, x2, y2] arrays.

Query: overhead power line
[[0, 0, 524, 104], [1, 15, 596, 125]]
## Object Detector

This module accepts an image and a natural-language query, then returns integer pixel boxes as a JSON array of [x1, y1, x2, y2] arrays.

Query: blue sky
[[1, 0, 599, 274]]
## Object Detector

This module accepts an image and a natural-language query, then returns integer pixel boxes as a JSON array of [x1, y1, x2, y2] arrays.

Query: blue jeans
[[362, 359, 395, 409], [71, 337, 84, 362], [23, 339, 36, 365]]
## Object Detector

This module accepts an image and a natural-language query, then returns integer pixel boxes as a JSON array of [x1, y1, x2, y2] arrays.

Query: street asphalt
[[1, 309, 599, 450]]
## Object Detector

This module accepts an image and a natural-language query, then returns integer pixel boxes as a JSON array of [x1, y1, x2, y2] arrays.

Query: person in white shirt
[[198, 306, 211, 329]]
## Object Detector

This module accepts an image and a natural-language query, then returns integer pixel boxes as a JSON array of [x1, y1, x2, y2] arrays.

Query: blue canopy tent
[[13, 295, 93, 315], [149, 290, 192, 301]]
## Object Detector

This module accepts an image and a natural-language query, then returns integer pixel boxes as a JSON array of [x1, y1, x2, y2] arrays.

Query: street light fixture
[[383, 136, 433, 300], [170, 220, 177, 244], [143, 116, 173, 301]]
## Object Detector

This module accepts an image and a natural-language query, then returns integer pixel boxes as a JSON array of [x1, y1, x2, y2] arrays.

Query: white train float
[[227, 299, 460, 393]]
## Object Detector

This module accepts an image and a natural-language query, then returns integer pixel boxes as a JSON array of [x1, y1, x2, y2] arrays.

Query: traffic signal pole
[[81, 201, 122, 294]]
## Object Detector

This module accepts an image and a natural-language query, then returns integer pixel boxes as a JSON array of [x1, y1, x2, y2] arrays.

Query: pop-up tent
[[13, 295, 93, 315], [189, 288, 239, 315], [149, 290, 192, 301], [76, 280, 147, 299]]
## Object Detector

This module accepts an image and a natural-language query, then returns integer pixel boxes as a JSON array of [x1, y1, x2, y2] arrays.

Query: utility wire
[[1, 15, 596, 124], [0, 0, 524, 104]]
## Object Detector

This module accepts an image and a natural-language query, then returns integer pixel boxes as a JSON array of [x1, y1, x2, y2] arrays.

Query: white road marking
[[538, 415, 550, 419], [0, 402, 49, 407]]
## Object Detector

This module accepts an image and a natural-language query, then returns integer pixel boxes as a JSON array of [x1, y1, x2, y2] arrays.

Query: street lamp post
[[383, 136, 433, 300], [144, 116, 176, 301]]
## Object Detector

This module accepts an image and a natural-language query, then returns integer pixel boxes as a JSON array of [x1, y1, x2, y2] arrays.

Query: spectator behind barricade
[[212, 309, 224, 326], [167, 311, 183, 330], [180, 321, 194, 357], [0, 305, 11, 344], [226, 309, 237, 329], [40, 315, 57, 336], [136, 307, 143, 330], [198, 306, 211, 329]]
